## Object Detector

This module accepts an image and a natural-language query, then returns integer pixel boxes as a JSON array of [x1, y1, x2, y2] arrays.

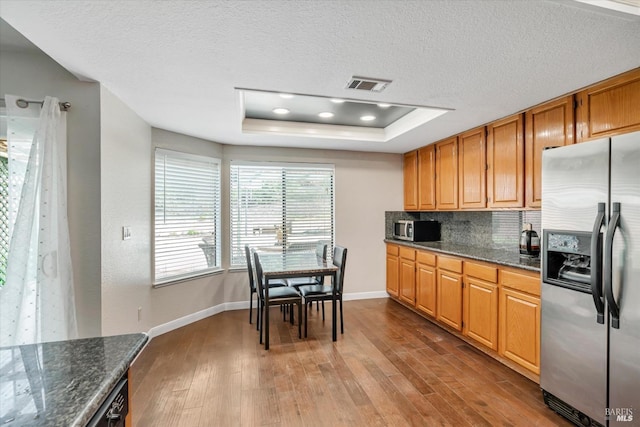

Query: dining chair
[[298, 245, 347, 338], [285, 241, 328, 312], [285, 241, 328, 287], [253, 251, 303, 349], [245, 245, 286, 329]]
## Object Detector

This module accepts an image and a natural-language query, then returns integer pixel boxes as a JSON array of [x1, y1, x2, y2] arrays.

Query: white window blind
[[154, 149, 221, 284], [230, 162, 334, 267]]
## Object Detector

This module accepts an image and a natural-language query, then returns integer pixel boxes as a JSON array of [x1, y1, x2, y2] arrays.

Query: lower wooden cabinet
[[499, 287, 541, 375], [416, 252, 437, 317], [436, 256, 463, 331], [464, 277, 499, 351], [386, 243, 542, 378], [386, 244, 399, 298], [399, 247, 416, 305], [464, 261, 499, 351]]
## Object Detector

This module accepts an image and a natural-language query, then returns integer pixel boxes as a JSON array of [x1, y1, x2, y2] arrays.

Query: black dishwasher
[[86, 375, 128, 427]]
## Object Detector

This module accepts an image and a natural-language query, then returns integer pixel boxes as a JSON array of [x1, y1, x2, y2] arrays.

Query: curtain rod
[[0, 97, 71, 111]]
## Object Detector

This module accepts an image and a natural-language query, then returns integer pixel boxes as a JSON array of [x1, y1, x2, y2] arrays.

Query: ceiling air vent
[[346, 76, 391, 92]]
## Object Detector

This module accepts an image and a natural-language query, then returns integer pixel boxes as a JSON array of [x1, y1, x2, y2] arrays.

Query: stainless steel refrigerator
[[540, 132, 639, 426]]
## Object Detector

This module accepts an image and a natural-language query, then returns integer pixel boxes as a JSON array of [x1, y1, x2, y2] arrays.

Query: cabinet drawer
[[500, 268, 540, 296], [465, 261, 497, 283], [416, 250, 436, 266], [399, 246, 416, 261], [438, 255, 463, 273], [386, 244, 399, 256]]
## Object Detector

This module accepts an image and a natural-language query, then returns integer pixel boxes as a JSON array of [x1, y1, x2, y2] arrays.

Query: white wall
[[99, 86, 152, 335], [0, 48, 103, 338]]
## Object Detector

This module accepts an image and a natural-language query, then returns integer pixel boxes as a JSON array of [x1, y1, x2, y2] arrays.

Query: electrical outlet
[[138, 306, 142, 322], [122, 226, 132, 240]]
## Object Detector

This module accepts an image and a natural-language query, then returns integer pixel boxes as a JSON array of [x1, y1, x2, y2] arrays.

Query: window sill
[[153, 268, 224, 288]]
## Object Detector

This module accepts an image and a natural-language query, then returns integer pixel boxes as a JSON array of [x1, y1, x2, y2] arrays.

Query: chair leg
[[256, 298, 261, 331], [304, 300, 308, 338], [321, 300, 325, 321], [290, 304, 294, 324], [249, 293, 253, 324], [298, 302, 302, 339], [340, 299, 344, 334], [316, 300, 319, 311], [259, 304, 264, 344]]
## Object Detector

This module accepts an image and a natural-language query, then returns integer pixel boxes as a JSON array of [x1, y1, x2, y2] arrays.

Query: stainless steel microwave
[[393, 220, 441, 242]]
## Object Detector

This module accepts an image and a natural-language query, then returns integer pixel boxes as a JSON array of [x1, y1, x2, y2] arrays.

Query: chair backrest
[[332, 246, 348, 294], [316, 241, 328, 260], [245, 245, 256, 292], [252, 251, 266, 296]]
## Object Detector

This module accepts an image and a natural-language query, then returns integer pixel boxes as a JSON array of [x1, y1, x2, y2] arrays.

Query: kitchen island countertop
[[384, 239, 540, 272], [0, 333, 148, 426]]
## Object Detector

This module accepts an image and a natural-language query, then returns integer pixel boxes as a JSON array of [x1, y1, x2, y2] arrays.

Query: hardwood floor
[[130, 298, 572, 427]]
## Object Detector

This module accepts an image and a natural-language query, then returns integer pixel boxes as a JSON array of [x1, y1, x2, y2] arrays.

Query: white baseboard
[[147, 292, 388, 339], [147, 303, 226, 339], [343, 291, 389, 301]]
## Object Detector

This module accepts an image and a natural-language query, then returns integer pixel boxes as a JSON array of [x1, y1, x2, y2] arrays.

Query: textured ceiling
[[1, 0, 639, 153]]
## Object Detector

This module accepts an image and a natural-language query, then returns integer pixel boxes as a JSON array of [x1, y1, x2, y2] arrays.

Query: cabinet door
[[499, 287, 541, 374], [436, 137, 459, 210], [399, 258, 416, 305], [464, 277, 498, 350], [525, 95, 574, 208], [576, 68, 640, 143], [487, 114, 524, 208], [418, 146, 436, 210], [437, 269, 463, 330], [416, 262, 436, 317], [458, 127, 486, 209], [403, 150, 418, 211], [386, 254, 399, 297]]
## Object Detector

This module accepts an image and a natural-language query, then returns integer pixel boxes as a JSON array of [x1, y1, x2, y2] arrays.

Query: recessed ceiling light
[[318, 112, 334, 118], [279, 93, 294, 99], [360, 115, 376, 122], [330, 99, 345, 104], [377, 103, 391, 108], [273, 108, 290, 115]]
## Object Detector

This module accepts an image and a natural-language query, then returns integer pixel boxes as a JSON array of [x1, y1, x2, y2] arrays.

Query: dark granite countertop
[[0, 333, 148, 427], [384, 239, 540, 272]]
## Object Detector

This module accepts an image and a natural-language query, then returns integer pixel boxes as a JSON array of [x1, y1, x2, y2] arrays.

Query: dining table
[[256, 250, 339, 349]]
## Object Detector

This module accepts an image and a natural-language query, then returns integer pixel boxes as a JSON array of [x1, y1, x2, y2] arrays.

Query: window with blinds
[[230, 162, 334, 267], [154, 149, 221, 284]]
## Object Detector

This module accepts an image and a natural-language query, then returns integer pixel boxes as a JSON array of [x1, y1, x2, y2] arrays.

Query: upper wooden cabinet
[[418, 146, 436, 210], [525, 95, 575, 208], [576, 68, 640, 143], [487, 114, 524, 208], [436, 137, 459, 210], [458, 127, 487, 209], [403, 151, 418, 210]]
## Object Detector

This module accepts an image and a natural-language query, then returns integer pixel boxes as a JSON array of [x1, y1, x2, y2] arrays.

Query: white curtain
[[0, 95, 77, 347]]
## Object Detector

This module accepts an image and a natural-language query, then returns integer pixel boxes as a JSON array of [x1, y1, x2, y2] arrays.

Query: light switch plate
[[122, 226, 132, 240]]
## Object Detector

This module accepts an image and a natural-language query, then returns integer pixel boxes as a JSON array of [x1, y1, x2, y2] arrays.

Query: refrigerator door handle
[[605, 202, 621, 329], [591, 203, 606, 324]]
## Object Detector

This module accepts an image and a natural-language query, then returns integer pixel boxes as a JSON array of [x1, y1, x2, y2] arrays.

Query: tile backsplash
[[385, 210, 541, 250]]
